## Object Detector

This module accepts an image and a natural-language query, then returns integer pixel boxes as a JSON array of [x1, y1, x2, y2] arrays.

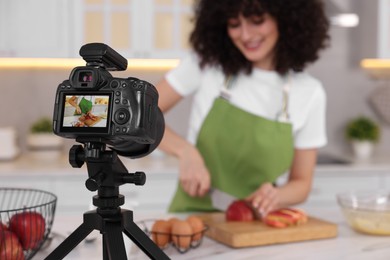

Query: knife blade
[[209, 188, 262, 219], [209, 188, 238, 211]]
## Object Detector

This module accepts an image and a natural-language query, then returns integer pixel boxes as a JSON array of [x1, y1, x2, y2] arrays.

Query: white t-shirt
[[166, 53, 327, 149]]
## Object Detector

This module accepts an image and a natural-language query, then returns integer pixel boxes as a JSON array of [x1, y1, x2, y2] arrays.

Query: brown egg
[[168, 217, 180, 224], [151, 220, 171, 248], [171, 220, 193, 249], [186, 216, 205, 241], [167, 217, 180, 226]]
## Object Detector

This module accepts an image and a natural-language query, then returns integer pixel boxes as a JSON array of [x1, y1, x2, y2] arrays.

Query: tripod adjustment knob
[[69, 145, 85, 168], [122, 171, 146, 186], [134, 171, 146, 185], [85, 172, 104, 191]]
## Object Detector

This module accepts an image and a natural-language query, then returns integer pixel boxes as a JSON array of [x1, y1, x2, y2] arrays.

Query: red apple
[[263, 212, 294, 228], [9, 212, 46, 250], [263, 217, 288, 228], [264, 208, 308, 228], [278, 208, 308, 224], [226, 200, 255, 221], [0, 230, 25, 260], [0, 222, 8, 232], [0, 222, 9, 242]]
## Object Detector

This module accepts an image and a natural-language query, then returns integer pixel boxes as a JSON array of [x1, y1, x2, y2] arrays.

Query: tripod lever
[[122, 171, 146, 186]]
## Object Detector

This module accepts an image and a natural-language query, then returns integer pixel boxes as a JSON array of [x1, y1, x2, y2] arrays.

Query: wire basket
[[0, 188, 57, 260], [136, 219, 208, 254]]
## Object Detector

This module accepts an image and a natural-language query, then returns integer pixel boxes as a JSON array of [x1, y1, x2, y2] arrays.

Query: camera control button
[[122, 127, 127, 133], [115, 127, 121, 132], [122, 99, 128, 105], [110, 80, 119, 88], [115, 91, 121, 96], [121, 82, 127, 88], [114, 109, 130, 125], [115, 99, 120, 104]]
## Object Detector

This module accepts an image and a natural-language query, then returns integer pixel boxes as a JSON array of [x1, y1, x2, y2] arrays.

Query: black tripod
[[44, 142, 170, 260]]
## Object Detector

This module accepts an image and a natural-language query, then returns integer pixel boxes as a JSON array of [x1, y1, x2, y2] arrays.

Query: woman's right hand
[[178, 145, 211, 197], [154, 78, 210, 197]]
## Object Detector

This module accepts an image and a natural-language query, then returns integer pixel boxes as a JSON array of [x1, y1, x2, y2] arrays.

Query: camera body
[[53, 43, 164, 158]]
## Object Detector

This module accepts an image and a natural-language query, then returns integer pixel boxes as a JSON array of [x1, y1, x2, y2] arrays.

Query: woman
[[68, 95, 99, 127], [156, 0, 330, 215]]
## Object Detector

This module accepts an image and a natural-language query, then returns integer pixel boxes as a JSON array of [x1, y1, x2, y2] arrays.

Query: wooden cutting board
[[197, 213, 338, 248]]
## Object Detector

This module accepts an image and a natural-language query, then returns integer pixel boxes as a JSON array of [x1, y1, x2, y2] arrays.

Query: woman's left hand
[[246, 183, 280, 217]]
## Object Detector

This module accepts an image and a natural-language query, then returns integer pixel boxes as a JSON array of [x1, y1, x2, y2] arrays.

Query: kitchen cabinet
[[0, 0, 194, 58], [1, 171, 177, 214], [0, 0, 73, 57], [354, 0, 390, 60], [81, 0, 194, 58], [1, 155, 390, 215], [0, 155, 179, 215], [1, 171, 91, 215], [305, 166, 390, 207]]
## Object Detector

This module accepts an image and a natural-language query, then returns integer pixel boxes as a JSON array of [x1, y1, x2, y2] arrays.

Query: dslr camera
[[53, 43, 164, 158]]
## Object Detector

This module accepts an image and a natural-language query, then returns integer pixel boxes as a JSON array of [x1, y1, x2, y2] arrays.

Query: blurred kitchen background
[[0, 0, 389, 160]]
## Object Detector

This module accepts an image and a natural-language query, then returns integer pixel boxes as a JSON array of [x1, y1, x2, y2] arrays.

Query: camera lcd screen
[[60, 93, 111, 133]]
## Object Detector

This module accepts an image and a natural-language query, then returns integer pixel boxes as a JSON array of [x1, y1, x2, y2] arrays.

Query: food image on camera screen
[[63, 95, 109, 127]]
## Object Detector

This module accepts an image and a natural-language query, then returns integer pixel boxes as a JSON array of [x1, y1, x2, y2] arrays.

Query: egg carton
[[136, 219, 208, 254]]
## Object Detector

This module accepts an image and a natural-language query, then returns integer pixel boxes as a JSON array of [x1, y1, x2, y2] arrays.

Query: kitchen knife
[[209, 188, 262, 219], [209, 188, 238, 211]]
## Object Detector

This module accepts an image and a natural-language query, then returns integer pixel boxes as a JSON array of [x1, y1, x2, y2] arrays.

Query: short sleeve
[[165, 53, 202, 97], [294, 86, 327, 149]]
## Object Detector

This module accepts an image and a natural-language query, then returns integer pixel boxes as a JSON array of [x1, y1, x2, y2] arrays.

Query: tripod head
[[69, 138, 146, 209]]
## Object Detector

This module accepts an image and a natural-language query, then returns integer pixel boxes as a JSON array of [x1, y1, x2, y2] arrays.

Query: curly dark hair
[[190, 0, 330, 75]]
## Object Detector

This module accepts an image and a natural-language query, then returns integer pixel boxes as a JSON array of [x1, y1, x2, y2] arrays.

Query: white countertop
[[35, 206, 390, 260], [1, 152, 390, 177], [0, 153, 179, 177]]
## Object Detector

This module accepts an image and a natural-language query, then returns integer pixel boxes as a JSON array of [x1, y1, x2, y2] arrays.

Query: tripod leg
[[44, 222, 94, 260], [103, 222, 128, 260], [122, 212, 170, 260]]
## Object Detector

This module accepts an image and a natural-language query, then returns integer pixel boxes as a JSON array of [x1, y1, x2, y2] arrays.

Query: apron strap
[[220, 75, 235, 100], [221, 73, 292, 122], [276, 74, 291, 122]]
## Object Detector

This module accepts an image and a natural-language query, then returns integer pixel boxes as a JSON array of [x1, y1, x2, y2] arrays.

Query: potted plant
[[345, 116, 380, 160], [27, 117, 63, 160]]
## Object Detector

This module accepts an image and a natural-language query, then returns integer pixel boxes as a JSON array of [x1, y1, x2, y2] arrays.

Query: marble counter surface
[[0, 153, 179, 176], [1, 152, 390, 177], [35, 206, 390, 260]]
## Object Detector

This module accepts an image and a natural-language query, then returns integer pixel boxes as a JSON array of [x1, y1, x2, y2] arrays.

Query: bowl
[[0, 188, 57, 259], [337, 190, 390, 235]]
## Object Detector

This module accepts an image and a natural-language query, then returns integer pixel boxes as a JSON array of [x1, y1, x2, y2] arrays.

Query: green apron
[[75, 97, 93, 115], [168, 77, 294, 212]]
